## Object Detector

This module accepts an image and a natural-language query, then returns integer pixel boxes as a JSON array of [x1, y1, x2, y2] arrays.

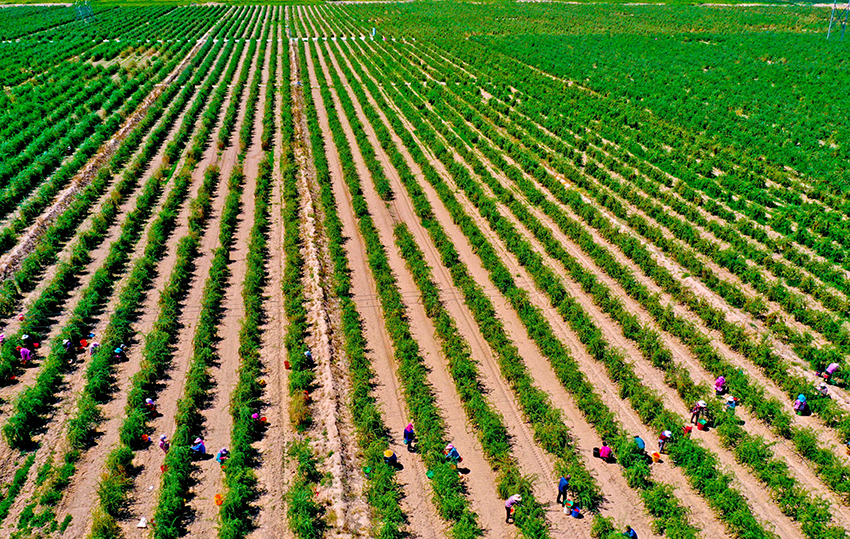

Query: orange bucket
[[215, 494, 224, 506], [652, 452, 661, 463]]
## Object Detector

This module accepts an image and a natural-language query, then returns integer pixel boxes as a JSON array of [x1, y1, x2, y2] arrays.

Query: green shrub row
[[305, 40, 482, 538], [88, 26, 252, 537], [217, 10, 263, 151], [399, 43, 850, 501], [154, 163, 244, 539], [295, 39, 403, 539], [238, 11, 271, 154], [0, 37, 225, 443], [421, 75, 845, 537], [0, 41, 187, 238], [349, 38, 700, 538], [0, 40, 225, 318], [323, 39, 548, 536], [362, 40, 778, 538], [219, 18, 278, 539], [88, 164, 219, 539]]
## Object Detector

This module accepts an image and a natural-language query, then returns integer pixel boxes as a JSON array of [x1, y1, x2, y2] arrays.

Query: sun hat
[[194, 438, 203, 444], [697, 400, 706, 407]]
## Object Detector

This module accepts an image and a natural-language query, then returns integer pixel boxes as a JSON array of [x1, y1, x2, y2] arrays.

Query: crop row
[[342, 35, 703, 538], [303, 39, 483, 537], [154, 161, 243, 538], [9, 17, 250, 535], [417, 64, 845, 536], [88, 20, 251, 536], [292, 37, 404, 539], [447, 38, 850, 289], [358, 38, 785, 538], [217, 9, 264, 151], [400, 42, 850, 457], [219, 15, 279, 539], [0, 41, 210, 320], [322, 40, 552, 536]]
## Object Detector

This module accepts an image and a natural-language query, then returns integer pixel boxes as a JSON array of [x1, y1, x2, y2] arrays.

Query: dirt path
[[0, 40, 238, 536], [397, 43, 850, 462], [249, 20, 291, 539], [335, 35, 666, 538], [182, 35, 268, 539], [302, 40, 445, 539], [53, 31, 257, 538], [354, 43, 744, 537], [118, 16, 268, 535], [320, 37, 588, 537], [317, 35, 593, 537]]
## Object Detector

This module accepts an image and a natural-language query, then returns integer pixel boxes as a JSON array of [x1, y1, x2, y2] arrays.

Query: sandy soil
[[248, 14, 291, 539], [54, 36, 248, 538], [0, 37, 232, 535], [302, 39, 448, 539]]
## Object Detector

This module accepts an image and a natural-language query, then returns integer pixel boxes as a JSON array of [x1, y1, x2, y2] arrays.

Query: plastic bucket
[[652, 452, 661, 463], [284, 360, 291, 370], [592, 447, 600, 458], [571, 508, 581, 518], [697, 419, 707, 431]]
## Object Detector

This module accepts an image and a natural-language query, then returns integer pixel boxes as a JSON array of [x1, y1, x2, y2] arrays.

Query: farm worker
[[599, 441, 613, 462], [190, 438, 206, 454], [817, 381, 830, 398], [557, 475, 570, 505], [304, 350, 312, 362], [145, 398, 156, 413], [252, 412, 261, 422], [215, 447, 229, 466], [19, 347, 30, 366], [63, 339, 72, 352], [504, 494, 521, 524], [690, 400, 707, 424], [114, 345, 126, 360], [658, 430, 672, 453], [90, 342, 99, 356], [17, 313, 24, 321], [444, 444, 461, 464], [383, 449, 397, 466], [0, 334, 5, 344], [824, 362, 840, 381], [793, 394, 807, 415], [634, 436, 645, 451], [79, 338, 88, 349], [714, 376, 726, 396], [159, 435, 170, 453], [725, 395, 738, 414], [403, 423, 415, 449], [623, 525, 638, 538]]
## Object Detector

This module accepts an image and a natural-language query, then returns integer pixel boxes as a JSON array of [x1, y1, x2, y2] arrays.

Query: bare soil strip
[[335, 34, 665, 538], [116, 14, 268, 535], [250, 18, 293, 539], [183, 13, 272, 536], [356, 39, 748, 538], [302, 39, 446, 539], [0, 39, 236, 535]]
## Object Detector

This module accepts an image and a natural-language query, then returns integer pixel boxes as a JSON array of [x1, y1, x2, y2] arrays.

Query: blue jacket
[[559, 477, 569, 492], [634, 437, 645, 450]]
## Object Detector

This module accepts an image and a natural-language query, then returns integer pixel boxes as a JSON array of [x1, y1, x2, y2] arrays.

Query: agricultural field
[[0, 2, 848, 539]]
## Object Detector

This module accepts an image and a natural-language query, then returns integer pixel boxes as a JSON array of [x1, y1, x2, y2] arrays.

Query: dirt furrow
[[184, 14, 274, 535], [52, 34, 256, 537], [320, 37, 586, 537], [249, 23, 293, 539], [302, 40, 446, 539], [355, 49, 741, 537], [0, 39, 238, 534], [118, 22, 267, 535]]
